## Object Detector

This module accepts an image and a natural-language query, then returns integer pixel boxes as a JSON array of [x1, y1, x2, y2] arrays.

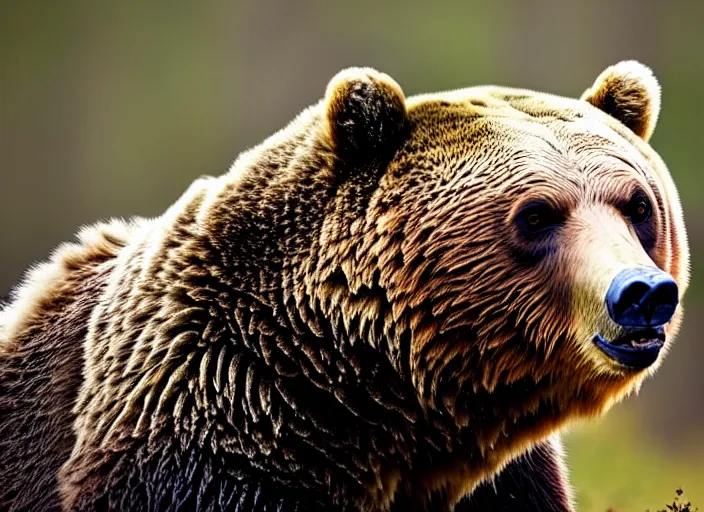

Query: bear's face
[[318, 62, 689, 428]]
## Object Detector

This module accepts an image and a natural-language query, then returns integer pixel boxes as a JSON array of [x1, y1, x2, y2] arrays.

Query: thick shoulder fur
[[0, 219, 141, 511]]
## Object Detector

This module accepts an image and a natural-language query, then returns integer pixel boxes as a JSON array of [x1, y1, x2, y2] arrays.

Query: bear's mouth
[[593, 327, 666, 370]]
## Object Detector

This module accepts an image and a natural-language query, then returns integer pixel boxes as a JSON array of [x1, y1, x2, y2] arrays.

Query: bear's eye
[[515, 201, 563, 237], [625, 193, 652, 225]]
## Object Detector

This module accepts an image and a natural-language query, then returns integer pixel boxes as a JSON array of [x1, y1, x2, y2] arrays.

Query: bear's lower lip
[[593, 327, 665, 370]]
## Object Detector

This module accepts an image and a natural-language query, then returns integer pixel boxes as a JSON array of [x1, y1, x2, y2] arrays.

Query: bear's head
[[202, 61, 691, 505], [308, 61, 689, 448]]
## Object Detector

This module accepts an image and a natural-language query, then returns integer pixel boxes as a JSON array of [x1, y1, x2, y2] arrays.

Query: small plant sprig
[[644, 488, 699, 512]]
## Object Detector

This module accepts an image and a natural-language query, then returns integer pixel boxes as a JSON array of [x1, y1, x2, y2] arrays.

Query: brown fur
[[0, 62, 689, 511], [581, 60, 661, 141], [0, 221, 139, 511]]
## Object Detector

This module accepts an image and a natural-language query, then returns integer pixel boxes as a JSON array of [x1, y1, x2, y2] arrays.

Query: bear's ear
[[324, 67, 409, 164], [580, 60, 661, 142]]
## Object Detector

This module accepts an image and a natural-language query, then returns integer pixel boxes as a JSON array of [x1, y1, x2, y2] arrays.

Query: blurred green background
[[1, 2, 701, 510]]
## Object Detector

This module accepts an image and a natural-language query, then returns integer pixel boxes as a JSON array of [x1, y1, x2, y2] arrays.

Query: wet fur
[[0, 63, 689, 511]]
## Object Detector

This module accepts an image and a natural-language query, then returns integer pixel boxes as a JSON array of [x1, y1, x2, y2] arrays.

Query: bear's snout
[[605, 267, 679, 328]]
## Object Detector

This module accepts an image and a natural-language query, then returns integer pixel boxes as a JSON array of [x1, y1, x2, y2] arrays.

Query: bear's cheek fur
[[376, 197, 665, 422], [355, 221, 579, 438]]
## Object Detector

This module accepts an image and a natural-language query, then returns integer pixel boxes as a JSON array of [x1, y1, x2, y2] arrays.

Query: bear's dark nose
[[606, 268, 679, 328]]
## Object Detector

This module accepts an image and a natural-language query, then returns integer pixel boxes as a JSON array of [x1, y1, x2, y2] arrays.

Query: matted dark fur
[[0, 62, 689, 511], [457, 437, 572, 512]]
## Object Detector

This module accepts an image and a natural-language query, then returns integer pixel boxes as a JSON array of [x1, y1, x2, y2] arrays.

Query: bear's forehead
[[407, 86, 588, 122], [402, 86, 652, 179]]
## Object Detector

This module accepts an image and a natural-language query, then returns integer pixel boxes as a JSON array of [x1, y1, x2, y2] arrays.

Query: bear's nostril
[[615, 281, 650, 317], [643, 280, 678, 325], [606, 268, 679, 328]]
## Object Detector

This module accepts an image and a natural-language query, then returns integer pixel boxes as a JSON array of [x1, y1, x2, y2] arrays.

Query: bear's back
[[0, 220, 138, 511]]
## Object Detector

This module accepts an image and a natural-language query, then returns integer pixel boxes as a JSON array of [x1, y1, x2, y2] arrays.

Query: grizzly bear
[[0, 60, 689, 511]]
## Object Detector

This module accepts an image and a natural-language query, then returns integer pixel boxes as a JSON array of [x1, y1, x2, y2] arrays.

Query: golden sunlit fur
[[581, 60, 662, 142], [0, 61, 689, 511]]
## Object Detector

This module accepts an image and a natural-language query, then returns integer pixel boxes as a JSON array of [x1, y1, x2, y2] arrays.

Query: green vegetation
[[567, 411, 703, 511], [648, 488, 699, 512]]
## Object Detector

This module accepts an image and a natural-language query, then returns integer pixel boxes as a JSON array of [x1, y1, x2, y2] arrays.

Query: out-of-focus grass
[[566, 409, 703, 511]]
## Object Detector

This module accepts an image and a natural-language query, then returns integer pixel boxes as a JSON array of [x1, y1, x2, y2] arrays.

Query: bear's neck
[[184, 263, 570, 510]]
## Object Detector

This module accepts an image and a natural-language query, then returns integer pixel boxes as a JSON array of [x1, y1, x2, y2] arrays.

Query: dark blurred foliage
[[1, 1, 702, 509]]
